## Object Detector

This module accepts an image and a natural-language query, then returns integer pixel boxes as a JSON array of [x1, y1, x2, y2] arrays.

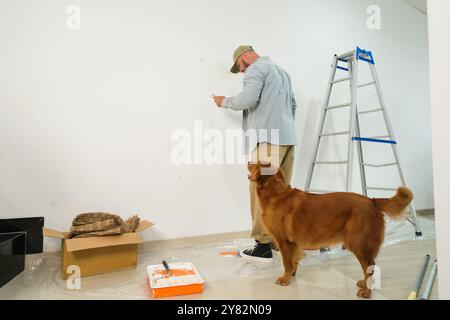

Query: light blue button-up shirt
[[221, 56, 297, 154]]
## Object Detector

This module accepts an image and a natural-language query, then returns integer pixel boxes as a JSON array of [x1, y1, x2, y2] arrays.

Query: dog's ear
[[277, 168, 286, 182], [248, 162, 261, 182]]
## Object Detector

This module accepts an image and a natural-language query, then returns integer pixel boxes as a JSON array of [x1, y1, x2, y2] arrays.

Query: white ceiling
[[402, 0, 427, 14]]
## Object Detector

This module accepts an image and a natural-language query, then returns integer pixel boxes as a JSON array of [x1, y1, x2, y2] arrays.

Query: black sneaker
[[239, 241, 273, 263], [271, 242, 279, 252]]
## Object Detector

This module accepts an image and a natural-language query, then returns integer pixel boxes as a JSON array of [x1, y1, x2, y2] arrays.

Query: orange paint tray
[[147, 262, 204, 298]]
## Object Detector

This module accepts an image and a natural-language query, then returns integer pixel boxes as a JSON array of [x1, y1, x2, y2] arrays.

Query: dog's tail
[[373, 187, 413, 220]]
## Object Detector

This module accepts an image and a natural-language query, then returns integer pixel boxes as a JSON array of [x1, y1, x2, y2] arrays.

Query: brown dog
[[248, 161, 413, 298]]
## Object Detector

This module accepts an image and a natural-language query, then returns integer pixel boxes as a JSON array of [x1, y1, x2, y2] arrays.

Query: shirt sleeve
[[221, 64, 266, 111]]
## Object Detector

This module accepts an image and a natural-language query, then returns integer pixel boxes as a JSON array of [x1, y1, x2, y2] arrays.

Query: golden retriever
[[248, 161, 413, 298]]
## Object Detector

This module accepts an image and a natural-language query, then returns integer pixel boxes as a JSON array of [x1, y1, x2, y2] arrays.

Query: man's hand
[[213, 95, 225, 107]]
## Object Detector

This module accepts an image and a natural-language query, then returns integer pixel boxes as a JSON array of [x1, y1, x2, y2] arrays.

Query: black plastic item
[[0, 232, 26, 288], [0, 217, 44, 254]]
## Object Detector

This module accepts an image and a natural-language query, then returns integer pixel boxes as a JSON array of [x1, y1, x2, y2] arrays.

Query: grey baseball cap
[[230, 45, 254, 73]]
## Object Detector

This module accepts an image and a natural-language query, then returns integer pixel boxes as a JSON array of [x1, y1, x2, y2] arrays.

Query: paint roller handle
[[408, 254, 430, 300], [420, 260, 438, 300], [162, 260, 171, 276]]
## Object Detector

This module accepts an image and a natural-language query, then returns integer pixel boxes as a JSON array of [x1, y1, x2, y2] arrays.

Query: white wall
[[428, 0, 450, 301], [0, 0, 432, 249]]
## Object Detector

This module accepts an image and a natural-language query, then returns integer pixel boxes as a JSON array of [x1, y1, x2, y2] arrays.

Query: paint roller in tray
[[147, 261, 204, 298], [162, 260, 171, 277], [156, 261, 198, 284]]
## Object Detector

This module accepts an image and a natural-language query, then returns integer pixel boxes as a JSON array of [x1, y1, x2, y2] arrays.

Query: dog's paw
[[357, 280, 365, 288], [357, 288, 371, 299], [276, 277, 290, 286]]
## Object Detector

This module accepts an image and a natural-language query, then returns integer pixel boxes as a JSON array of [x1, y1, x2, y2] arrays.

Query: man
[[213, 45, 298, 263]]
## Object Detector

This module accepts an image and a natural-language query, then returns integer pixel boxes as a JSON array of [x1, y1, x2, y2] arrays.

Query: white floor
[[0, 216, 437, 300]]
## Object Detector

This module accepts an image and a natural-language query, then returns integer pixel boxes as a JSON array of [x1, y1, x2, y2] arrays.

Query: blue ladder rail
[[337, 65, 349, 71], [352, 137, 397, 144]]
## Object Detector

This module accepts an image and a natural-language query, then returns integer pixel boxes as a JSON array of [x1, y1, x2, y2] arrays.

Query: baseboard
[[417, 208, 435, 216], [140, 230, 251, 250]]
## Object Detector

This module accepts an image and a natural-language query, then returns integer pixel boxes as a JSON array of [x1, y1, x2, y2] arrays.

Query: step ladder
[[305, 47, 422, 237]]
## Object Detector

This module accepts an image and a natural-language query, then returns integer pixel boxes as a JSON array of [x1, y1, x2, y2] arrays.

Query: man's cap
[[230, 45, 254, 74]]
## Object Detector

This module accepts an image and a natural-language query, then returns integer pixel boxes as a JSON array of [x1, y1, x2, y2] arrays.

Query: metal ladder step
[[357, 81, 376, 88], [357, 108, 383, 115], [325, 103, 351, 110], [365, 187, 397, 191], [331, 76, 352, 84], [314, 161, 348, 165], [308, 189, 338, 194], [362, 162, 398, 168], [337, 50, 355, 60], [320, 131, 350, 137]]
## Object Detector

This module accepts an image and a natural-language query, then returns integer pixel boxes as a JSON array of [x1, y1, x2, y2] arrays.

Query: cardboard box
[[43, 220, 153, 279], [0, 217, 44, 254], [0, 232, 26, 288]]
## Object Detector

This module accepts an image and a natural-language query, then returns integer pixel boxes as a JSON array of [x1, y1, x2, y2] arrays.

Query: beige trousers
[[249, 143, 295, 244]]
